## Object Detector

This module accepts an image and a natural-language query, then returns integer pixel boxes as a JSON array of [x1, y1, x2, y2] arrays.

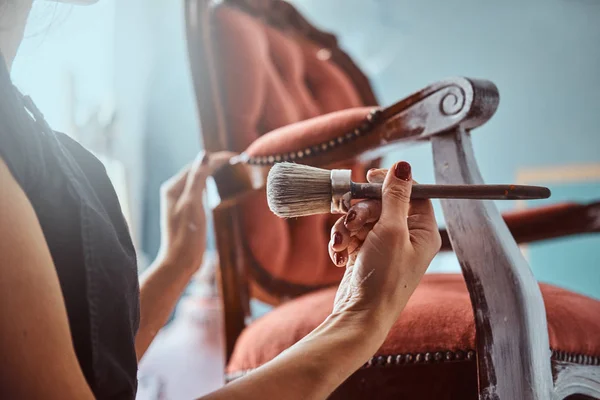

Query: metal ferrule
[[330, 169, 352, 214]]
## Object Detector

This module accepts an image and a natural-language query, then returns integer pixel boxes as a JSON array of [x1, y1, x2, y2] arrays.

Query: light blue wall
[[138, 0, 202, 260], [290, 0, 600, 297], [114, 0, 212, 261]]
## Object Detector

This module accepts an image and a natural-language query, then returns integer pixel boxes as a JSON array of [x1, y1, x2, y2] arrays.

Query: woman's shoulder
[[0, 66, 55, 190], [0, 94, 104, 197], [0, 111, 46, 192]]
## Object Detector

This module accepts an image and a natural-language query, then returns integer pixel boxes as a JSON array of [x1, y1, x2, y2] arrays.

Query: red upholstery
[[213, 6, 370, 288], [227, 274, 600, 398]]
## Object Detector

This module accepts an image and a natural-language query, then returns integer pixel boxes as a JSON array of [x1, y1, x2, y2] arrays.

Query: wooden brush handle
[[351, 183, 551, 200]]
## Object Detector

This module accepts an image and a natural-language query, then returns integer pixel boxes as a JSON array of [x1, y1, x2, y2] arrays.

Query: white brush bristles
[[266, 162, 333, 218]]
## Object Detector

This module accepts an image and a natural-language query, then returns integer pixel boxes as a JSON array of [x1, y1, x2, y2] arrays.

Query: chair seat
[[227, 273, 600, 399]]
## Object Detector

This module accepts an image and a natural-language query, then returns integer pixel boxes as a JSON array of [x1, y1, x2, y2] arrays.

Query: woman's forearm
[[201, 312, 386, 400], [135, 258, 196, 360]]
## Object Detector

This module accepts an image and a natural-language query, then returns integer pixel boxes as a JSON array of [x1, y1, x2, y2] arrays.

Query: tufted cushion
[[212, 5, 371, 289], [227, 273, 600, 399]]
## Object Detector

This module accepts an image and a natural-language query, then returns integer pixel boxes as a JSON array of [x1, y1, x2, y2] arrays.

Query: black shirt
[[0, 56, 140, 399]]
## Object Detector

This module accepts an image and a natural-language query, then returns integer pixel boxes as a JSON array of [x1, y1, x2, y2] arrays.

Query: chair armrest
[[439, 201, 600, 251], [213, 77, 499, 203], [243, 76, 498, 167]]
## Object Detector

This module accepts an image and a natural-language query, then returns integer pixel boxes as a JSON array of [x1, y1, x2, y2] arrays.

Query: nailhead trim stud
[[226, 348, 600, 382]]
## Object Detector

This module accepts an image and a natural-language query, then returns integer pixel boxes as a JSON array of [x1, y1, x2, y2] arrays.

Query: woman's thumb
[[379, 161, 413, 223]]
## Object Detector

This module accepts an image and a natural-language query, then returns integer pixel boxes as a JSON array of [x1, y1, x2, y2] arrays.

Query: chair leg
[[213, 207, 250, 362]]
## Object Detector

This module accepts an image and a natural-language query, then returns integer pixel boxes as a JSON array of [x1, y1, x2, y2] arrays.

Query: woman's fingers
[[208, 151, 237, 169], [347, 237, 363, 255], [354, 223, 375, 241], [344, 200, 381, 231], [397, 176, 441, 252], [330, 214, 369, 266], [331, 224, 374, 265], [182, 151, 211, 200], [182, 151, 233, 198], [330, 161, 439, 267], [328, 244, 349, 267], [367, 168, 388, 184], [408, 198, 441, 253], [331, 215, 377, 266], [330, 217, 352, 252], [161, 163, 191, 205], [377, 162, 413, 235]]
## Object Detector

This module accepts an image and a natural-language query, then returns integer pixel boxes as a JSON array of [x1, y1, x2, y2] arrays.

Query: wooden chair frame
[[184, 0, 600, 398]]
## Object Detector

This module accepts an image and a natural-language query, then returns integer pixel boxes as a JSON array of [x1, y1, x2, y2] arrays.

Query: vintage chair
[[184, 0, 600, 398]]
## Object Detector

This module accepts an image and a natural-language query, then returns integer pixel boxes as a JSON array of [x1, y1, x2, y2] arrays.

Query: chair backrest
[[185, 0, 380, 355]]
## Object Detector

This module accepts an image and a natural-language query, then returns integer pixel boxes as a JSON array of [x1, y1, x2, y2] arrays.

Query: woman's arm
[[136, 255, 197, 360], [202, 312, 386, 400], [0, 159, 95, 399], [136, 152, 231, 360]]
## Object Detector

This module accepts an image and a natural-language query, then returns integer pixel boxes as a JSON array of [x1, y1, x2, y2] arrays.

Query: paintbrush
[[266, 162, 551, 218]]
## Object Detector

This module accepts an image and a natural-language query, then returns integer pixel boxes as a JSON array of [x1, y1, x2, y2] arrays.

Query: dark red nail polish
[[334, 252, 346, 265], [333, 232, 342, 246], [346, 210, 357, 223], [394, 161, 411, 181]]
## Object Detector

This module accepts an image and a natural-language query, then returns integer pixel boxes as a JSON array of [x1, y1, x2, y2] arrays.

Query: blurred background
[[10, 0, 599, 397]]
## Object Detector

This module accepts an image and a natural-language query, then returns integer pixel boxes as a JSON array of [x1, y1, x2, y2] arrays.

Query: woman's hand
[[200, 162, 440, 400], [137, 150, 232, 360], [328, 161, 442, 334], [157, 151, 232, 273]]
